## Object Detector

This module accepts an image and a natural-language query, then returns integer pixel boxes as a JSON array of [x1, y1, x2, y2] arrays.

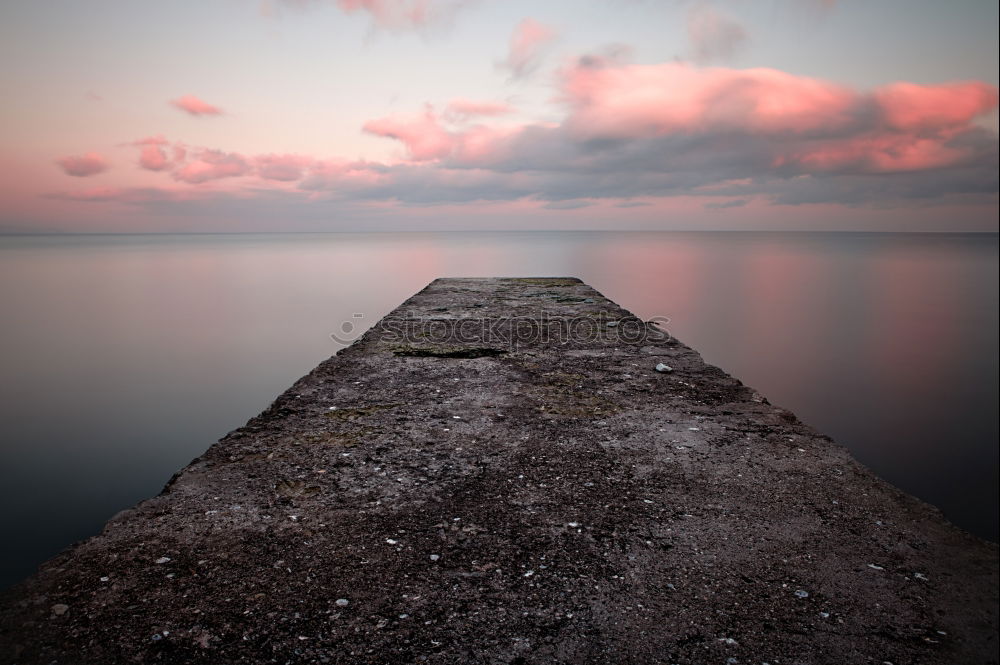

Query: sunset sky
[[1, 0, 997, 233]]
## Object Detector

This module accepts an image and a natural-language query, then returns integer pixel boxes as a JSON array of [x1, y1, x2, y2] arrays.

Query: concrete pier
[[1, 278, 996, 664]]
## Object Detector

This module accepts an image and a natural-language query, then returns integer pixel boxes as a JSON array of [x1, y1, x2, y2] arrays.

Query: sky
[[0, 0, 997, 233]]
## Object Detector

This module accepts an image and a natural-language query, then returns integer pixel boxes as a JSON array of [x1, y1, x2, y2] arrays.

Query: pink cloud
[[173, 149, 251, 183], [875, 81, 999, 131], [125, 139, 370, 186], [74, 57, 994, 217], [170, 95, 224, 117], [139, 145, 170, 171], [337, 0, 426, 26], [133, 135, 172, 172], [781, 134, 968, 173], [255, 154, 314, 181], [560, 60, 859, 138], [559, 60, 998, 145], [129, 136, 189, 172], [446, 98, 514, 119], [56, 152, 109, 177], [351, 60, 995, 208], [557, 59, 998, 174], [363, 106, 526, 164], [363, 107, 455, 161], [449, 124, 524, 164], [501, 18, 556, 79], [334, 0, 468, 30]]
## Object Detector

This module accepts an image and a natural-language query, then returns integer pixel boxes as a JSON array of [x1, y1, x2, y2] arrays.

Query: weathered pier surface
[[1, 278, 996, 665]]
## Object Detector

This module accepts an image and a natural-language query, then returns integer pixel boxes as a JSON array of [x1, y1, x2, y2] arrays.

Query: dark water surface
[[1, 232, 997, 588]]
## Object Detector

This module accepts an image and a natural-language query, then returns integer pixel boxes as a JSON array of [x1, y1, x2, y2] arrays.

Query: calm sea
[[0, 232, 997, 588]]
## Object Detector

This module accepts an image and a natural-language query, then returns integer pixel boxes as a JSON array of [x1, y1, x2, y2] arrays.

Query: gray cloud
[[542, 199, 596, 210], [688, 4, 749, 64], [705, 198, 749, 209]]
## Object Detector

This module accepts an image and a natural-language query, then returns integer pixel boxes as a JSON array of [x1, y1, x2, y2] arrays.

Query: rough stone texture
[[1, 277, 996, 665]]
